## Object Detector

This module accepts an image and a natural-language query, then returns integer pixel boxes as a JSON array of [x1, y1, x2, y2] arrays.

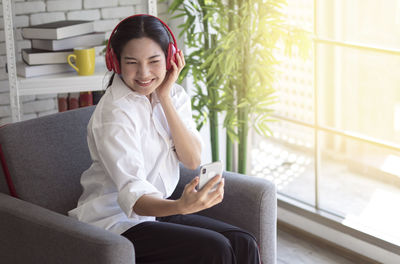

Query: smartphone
[[198, 161, 224, 191]]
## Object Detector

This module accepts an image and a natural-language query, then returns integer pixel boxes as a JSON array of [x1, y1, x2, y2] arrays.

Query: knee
[[201, 232, 234, 263], [234, 231, 259, 250], [228, 231, 260, 263]]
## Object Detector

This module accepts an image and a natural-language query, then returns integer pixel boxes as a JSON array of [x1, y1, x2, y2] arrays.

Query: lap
[[121, 216, 233, 264], [121, 214, 259, 264], [157, 214, 256, 240]]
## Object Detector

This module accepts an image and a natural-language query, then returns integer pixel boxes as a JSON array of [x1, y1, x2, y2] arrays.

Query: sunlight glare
[[380, 154, 400, 178]]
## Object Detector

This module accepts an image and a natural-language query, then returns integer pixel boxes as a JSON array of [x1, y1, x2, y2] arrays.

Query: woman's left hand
[[157, 50, 185, 99]]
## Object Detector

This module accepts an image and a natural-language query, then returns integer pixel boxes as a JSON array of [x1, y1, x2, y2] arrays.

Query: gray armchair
[[0, 106, 276, 264]]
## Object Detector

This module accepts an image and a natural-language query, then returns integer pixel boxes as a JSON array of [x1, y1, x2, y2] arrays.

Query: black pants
[[121, 214, 260, 264]]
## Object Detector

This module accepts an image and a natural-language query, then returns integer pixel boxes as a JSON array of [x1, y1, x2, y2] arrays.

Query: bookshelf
[[18, 63, 109, 96], [2, 0, 158, 122]]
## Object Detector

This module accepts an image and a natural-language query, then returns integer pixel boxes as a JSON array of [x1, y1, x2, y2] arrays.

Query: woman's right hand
[[177, 175, 224, 215]]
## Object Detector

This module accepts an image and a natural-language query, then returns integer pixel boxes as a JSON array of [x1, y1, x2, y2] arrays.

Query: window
[[251, 0, 400, 246]]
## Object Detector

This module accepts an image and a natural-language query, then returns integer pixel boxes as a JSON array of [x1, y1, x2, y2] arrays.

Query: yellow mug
[[67, 47, 95, 76]]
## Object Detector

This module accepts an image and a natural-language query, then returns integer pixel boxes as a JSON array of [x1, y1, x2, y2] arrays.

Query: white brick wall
[[0, 105, 10, 118], [0, 0, 170, 124], [14, 2, 46, 15], [67, 9, 101, 21], [22, 98, 56, 114], [135, 4, 148, 14], [119, 0, 143, 5], [0, 56, 6, 68], [14, 16, 30, 28], [101, 6, 135, 19], [84, 0, 118, 9], [0, 93, 10, 105], [0, 42, 6, 56], [16, 40, 31, 53], [30, 12, 66, 25], [47, 0, 82, 12], [93, 19, 119, 33]]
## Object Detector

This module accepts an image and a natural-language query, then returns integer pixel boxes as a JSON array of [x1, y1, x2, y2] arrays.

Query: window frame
[[272, 0, 400, 252]]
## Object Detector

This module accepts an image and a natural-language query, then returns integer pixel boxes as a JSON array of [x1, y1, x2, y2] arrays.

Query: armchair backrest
[[0, 164, 9, 194], [0, 106, 95, 215]]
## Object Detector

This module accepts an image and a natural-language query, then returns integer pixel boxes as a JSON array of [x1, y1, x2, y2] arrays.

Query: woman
[[69, 15, 260, 264]]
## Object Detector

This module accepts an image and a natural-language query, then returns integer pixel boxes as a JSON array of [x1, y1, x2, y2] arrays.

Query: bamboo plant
[[169, 0, 311, 174], [167, 0, 225, 162]]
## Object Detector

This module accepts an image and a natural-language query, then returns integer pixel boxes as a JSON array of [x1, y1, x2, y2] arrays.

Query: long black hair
[[107, 15, 170, 87]]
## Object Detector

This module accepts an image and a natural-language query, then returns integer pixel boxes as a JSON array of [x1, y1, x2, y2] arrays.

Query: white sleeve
[[172, 84, 204, 149], [92, 123, 163, 218]]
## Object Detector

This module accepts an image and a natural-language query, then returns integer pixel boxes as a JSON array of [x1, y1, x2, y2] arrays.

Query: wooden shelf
[[17, 63, 109, 96]]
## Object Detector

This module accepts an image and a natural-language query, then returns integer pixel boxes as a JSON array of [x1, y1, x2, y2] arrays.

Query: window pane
[[319, 131, 400, 245], [275, 0, 314, 124], [317, 43, 400, 145], [251, 120, 315, 206], [286, 0, 314, 32], [317, 0, 400, 50], [274, 55, 314, 124]]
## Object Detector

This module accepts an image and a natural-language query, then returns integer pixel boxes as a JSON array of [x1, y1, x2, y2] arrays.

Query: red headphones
[[105, 14, 178, 74]]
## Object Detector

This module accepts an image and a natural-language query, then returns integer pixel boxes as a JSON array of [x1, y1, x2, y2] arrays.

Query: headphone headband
[[106, 14, 178, 61]]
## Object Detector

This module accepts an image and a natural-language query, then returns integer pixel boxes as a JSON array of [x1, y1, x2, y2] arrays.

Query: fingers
[[201, 174, 222, 192], [210, 178, 225, 205], [171, 50, 185, 73], [180, 176, 224, 214], [185, 176, 199, 193], [177, 50, 185, 67]]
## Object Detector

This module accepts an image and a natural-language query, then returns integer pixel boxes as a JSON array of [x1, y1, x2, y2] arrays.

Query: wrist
[[175, 198, 187, 215], [158, 93, 172, 106]]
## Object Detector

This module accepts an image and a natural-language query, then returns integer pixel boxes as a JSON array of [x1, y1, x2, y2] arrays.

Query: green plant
[[169, 0, 311, 174], [167, 0, 225, 163]]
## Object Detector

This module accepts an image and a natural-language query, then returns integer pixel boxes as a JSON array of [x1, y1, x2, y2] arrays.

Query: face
[[120, 37, 167, 97]]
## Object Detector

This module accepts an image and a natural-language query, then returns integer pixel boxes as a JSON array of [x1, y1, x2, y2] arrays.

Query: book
[[32, 32, 106, 51], [57, 93, 68, 112], [22, 20, 94, 40], [16, 61, 74, 77], [68, 93, 80, 110], [22, 48, 72, 65], [79, 92, 93, 107]]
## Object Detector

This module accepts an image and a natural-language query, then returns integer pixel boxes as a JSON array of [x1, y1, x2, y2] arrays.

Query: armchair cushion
[[0, 193, 134, 264], [173, 165, 277, 264], [0, 106, 95, 214]]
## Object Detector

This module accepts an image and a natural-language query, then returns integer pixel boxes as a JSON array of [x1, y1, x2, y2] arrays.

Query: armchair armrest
[[0, 193, 135, 264], [176, 165, 277, 264]]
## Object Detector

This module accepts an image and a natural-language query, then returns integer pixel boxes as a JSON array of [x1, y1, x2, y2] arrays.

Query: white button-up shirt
[[68, 75, 202, 235]]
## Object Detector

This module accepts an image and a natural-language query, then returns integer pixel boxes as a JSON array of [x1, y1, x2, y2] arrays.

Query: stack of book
[[21, 20, 107, 112], [20, 20, 106, 78]]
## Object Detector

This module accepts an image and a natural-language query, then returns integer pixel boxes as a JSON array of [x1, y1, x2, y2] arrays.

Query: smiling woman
[[67, 14, 261, 264]]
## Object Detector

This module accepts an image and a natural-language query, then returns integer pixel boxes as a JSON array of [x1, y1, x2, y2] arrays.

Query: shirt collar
[[110, 74, 145, 101], [110, 74, 162, 105]]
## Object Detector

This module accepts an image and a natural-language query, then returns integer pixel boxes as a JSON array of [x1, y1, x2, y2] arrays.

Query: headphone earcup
[[106, 48, 121, 74], [105, 48, 113, 71], [112, 49, 121, 74], [166, 42, 177, 70]]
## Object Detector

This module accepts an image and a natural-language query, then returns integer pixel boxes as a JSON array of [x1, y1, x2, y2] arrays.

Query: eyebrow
[[123, 55, 161, 60]]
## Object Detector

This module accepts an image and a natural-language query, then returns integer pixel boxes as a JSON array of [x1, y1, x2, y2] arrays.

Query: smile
[[135, 79, 154, 87]]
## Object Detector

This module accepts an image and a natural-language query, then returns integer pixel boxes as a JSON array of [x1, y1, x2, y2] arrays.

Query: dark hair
[[107, 15, 171, 87]]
